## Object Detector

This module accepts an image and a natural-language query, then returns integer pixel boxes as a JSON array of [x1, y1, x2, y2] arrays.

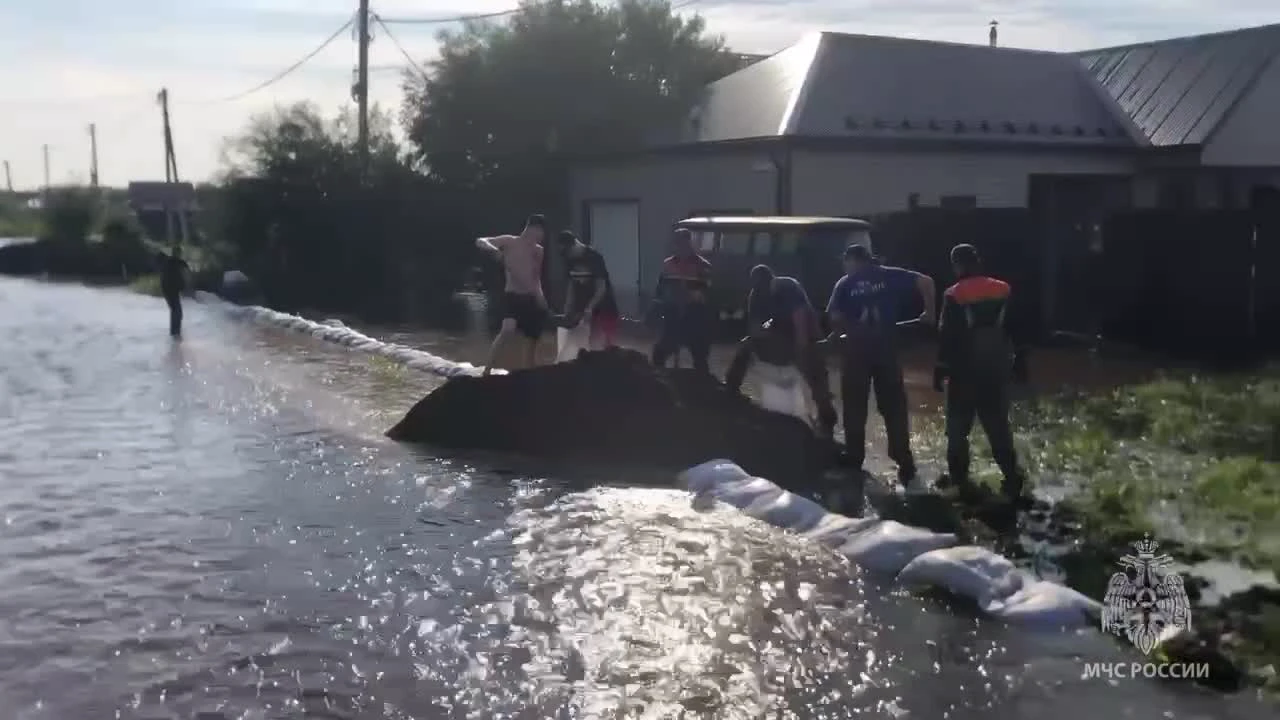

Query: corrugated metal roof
[[679, 38, 819, 143], [1076, 24, 1280, 146], [792, 33, 1131, 146], [676, 32, 1133, 147]]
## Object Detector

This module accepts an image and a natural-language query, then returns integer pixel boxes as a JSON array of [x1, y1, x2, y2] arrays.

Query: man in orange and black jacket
[[651, 228, 714, 373], [933, 244, 1029, 503]]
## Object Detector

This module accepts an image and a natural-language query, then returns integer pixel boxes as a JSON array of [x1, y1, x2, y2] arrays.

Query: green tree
[[401, 0, 742, 198], [217, 102, 474, 320], [41, 187, 97, 246]]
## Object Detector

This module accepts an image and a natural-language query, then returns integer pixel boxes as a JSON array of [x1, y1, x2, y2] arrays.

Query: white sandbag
[[743, 490, 827, 531], [837, 520, 958, 575], [801, 513, 881, 546], [713, 476, 787, 508], [556, 321, 591, 363], [982, 579, 1101, 629], [678, 459, 749, 494], [754, 362, 811, 423], [200, 295, 491, 376], [897, 545, 1025, 607]]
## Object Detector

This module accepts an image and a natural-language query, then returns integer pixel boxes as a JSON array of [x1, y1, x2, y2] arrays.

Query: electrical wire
[[372, 14, 429, 79], [376, 8, 518, 25], [201, 12, 357, 104], [379, 0, 704, 26]]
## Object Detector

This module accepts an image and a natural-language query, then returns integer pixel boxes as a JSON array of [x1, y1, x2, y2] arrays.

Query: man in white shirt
[[476, 214, 550, 375]]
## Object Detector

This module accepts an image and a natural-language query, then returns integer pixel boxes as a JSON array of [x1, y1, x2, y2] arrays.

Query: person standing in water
[[826, 244, 935, 489], [934, 243, 1029, 503], [651, 229, 713, 373], [476, 214, 550, 376], [557, 230, 619, 349], [159, 246, 190, 338]]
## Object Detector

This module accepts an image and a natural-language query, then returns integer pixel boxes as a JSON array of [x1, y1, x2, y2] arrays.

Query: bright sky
[[1, 0, 1276, 189]]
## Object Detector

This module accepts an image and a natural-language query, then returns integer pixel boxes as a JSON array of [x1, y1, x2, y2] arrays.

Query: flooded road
[[0, 277, 1266, 718]]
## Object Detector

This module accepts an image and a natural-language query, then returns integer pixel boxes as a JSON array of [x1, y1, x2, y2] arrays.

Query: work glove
[[932, 366, 948, 393], [1011, 351, 1029, 384]]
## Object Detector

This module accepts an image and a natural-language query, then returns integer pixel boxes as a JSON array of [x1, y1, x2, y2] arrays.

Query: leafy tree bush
[[217, 103, 475, 321], [40, 187, 97, 246]]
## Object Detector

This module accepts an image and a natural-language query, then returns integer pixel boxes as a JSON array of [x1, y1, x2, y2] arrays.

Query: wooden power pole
[[88, 123, 99, 188], [356, 0, 371, 174], [157, 88, 187, 248], [158, 89, 179, 183]]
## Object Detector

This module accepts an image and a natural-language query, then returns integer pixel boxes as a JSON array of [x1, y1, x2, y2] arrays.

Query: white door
[[587, 201, 641, 318]]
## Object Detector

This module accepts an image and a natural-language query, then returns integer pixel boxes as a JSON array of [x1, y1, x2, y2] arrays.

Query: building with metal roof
[[568, 25, 1280, 319], [1077, 24, 1280, 151]]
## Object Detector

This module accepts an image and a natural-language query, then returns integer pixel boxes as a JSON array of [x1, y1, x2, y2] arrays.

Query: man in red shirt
[[651, 229, 713, 373]]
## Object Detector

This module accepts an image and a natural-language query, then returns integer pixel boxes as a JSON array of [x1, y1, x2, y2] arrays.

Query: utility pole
[[3, 160, 11, 192], [88, 123, 99, 189], [158, 88, 185, 248], [42, 144, 50, 199], [158, 89, 179, 183], [356, 0, 371, 174]]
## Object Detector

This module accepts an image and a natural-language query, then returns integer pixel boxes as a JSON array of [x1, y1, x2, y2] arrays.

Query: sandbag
[[754, 362, 811, 423], [897, 545, 1025, 606], [837, 520, 958, 575], [556, 321, 591, 363]]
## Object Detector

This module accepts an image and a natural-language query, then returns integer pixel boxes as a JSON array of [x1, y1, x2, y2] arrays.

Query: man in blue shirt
[[827, 244, 936, 487], [725, 264, 838, 440]]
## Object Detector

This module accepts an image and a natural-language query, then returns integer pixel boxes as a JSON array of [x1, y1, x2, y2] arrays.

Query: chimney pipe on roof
[[989, 20, 998, 47]]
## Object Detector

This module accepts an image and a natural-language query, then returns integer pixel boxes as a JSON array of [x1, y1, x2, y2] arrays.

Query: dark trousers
[[840, 342, 915, 478], [164, 293, 183, 337], [725, 335, 837, 434], [652, 305, 711, 373], [945, 374, 1025, 494]]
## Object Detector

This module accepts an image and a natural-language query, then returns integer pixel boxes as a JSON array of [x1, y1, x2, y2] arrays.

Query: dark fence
[[869, 208, 1042, 337], [1099, 207, 1280, 362], [867, 204, 1280, 363]]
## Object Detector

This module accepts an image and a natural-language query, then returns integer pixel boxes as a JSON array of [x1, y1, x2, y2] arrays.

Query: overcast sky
[[1, 0, 1276, 188]]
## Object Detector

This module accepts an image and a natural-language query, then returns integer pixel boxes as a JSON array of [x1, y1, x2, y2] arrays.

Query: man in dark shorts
[[556, 230, 619, 349], [934, 243, 1029, 503], [725, 264, 838, 440], [651, 229, 713, 373], [159, 247, 190, 337], [476, 214, 549, 375], [827, 244, 936, 489]]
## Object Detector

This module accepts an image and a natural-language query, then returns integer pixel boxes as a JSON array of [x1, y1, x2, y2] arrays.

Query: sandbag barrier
[[202, 293, 1100, 628], [197, 292, 495, 378], [681, 459, 1103, 630]]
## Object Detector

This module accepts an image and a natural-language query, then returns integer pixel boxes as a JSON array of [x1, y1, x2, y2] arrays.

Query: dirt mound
[[386, 347, 829, 489]]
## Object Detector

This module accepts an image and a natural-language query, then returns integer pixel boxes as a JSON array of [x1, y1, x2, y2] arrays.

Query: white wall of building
[[790, 147, 1136, 216]]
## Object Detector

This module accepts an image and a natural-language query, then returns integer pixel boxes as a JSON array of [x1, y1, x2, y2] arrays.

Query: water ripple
[[0, 278, 1269, 719]]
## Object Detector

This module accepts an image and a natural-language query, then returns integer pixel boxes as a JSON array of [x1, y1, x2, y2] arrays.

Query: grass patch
[[933, 368, 1280, 696]]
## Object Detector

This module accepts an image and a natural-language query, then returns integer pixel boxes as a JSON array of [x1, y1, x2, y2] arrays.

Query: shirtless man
[[476, 214, 549, 375]]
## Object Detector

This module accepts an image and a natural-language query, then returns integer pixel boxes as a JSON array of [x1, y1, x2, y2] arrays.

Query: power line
[[372, 13, 428, 78], [206, 12, 357, 104], [378, 0, 705, 26], [377, 8, 518, 25]]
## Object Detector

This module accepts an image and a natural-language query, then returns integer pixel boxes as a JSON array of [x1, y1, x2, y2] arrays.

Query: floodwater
[[0, 277, 1269, 719]]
